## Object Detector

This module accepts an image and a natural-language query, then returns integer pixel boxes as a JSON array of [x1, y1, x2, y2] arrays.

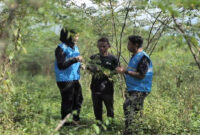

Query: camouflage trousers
[[123, 91, 149, 135]]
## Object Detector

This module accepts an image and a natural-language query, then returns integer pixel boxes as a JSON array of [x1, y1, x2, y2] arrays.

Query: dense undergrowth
[[0, 42, 199, 135]]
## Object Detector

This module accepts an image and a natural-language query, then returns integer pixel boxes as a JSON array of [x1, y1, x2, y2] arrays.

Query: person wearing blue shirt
[[55, 28, 83, 124], [116, 35, 153, 135]]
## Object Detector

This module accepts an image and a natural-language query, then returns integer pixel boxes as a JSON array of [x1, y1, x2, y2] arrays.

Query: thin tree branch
[[145, 10, 176, 31], [109, 0, 119, 56], [111, 45, 128, 65], [149, 25, 166, 56], [172, 15, 200, 69], [145, 11, 162, 51], [145, 17, 170, 55], [51, 113, 79, 134], [118, 1, 131, 66]]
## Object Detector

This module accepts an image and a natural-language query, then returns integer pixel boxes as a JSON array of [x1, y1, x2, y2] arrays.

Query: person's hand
[[115, 67, 126, 74], [76, 56, 83, 62], [81, 63, 86, 70]]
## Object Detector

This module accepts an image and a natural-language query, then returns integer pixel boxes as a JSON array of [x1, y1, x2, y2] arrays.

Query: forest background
[[0, 0, 200, 134]]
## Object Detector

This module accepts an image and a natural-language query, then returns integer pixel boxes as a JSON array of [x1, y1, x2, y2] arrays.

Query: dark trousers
[[91, 92, 114, 121], [123, 91, 148, 134], [57, 81, 83, 121]]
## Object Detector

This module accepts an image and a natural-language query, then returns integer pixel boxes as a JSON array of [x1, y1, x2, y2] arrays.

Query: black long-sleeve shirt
[[137, 55, 150, 76], [55, 45, 78, 70], [88, 53, 118, 94]]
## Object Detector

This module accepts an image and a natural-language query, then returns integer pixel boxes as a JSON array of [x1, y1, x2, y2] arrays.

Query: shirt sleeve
[[137, 56, 150, 76], [112, 56, 118, 69], [55, 46, 78, 70], [86, 54, 99, 72]]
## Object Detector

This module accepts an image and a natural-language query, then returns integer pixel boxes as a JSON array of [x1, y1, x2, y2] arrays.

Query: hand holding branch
[[76, 56, 83, 62], [115, 67, 126, 74]]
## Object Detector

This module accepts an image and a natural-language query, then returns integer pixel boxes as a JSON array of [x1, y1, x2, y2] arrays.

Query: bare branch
[[145, 11, 162, 51], [149, 25, 166, 56], [51, 113, 78, 134], [118, 1, 131, 65], [111, 45, 128, 65], [145, 10, 176, 31], [172, 15, 200, 69], [109, 0, 119, 56]]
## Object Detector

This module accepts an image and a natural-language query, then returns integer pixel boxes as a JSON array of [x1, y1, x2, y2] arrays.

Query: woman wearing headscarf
[[55, 27, 83, 124]]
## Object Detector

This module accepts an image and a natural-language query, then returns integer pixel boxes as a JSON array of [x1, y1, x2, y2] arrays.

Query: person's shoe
[[73, 115, 80, 121], [63, 122, 73, 126], [72, 115, 81, 126], [123, 129, 133, 135]]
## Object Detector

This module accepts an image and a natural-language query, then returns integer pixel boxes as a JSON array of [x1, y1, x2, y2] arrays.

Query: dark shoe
[[123, 129, 133, 135], [64, 122, 73, 126], [73, 115, 80, 121]]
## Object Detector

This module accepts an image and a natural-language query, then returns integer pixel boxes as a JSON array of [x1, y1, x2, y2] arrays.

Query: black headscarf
[[60, 28, 76, 47]]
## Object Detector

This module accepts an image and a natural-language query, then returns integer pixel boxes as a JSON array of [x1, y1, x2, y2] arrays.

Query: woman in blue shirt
[[55, 28, 83, 123]]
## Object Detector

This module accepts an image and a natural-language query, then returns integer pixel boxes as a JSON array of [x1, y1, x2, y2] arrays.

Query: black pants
[[123, 91, 149, 135], [91, 91, 114, 121], [57, 81, 83, 120]]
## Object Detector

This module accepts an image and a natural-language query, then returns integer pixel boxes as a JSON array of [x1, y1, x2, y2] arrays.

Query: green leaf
[[93, 124, 100, 134]]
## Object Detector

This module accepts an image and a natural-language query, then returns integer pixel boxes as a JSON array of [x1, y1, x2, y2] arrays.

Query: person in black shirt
[[87, 37, 118, 122]]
